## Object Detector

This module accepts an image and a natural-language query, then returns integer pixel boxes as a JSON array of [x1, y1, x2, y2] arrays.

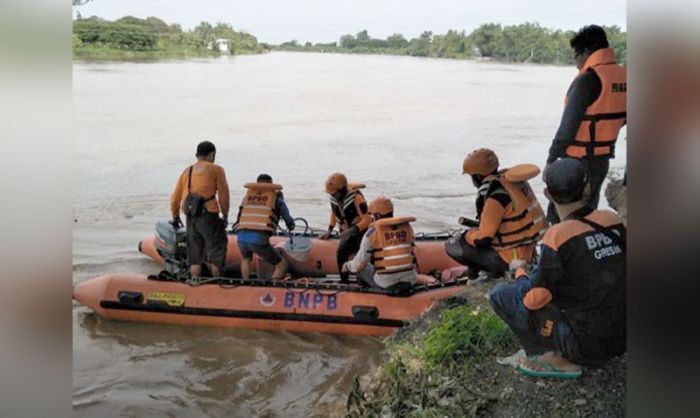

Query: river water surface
[[72, 51, 626, 417]]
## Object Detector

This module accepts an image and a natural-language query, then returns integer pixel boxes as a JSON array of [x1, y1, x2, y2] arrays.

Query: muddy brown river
[[72, 51, 626, 416]]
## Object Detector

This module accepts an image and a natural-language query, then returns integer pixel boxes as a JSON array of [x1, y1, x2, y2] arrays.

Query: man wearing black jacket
[[545, 25, 627, 223]]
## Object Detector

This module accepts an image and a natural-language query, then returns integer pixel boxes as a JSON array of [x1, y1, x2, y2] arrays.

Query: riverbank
[[347, 286, 626, 417], [346, 183, 627, 417], [73, 45, 268, 61], [72, 16, 269, 61], [274, 23, 626, 66]]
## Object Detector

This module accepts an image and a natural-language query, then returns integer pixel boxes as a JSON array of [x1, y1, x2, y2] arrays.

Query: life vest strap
[[496, 217, 544, 238], [376, 265, 415, 274], [571, 140, 616, 146], [501, 209, 529, 224], [581, 112, 626, 121], [494, 229, 545, 250]]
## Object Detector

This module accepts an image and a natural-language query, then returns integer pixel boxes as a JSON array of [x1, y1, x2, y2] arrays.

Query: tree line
[[73, 16, 269, 60], [275, 23, 626, 65]]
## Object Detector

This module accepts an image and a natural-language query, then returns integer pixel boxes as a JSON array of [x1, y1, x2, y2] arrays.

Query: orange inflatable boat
[[73, 273, 469, 336], [138, 219, 460, 277]]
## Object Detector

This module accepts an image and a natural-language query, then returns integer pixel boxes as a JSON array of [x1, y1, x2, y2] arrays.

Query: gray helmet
[[544, 159, 587, 204]]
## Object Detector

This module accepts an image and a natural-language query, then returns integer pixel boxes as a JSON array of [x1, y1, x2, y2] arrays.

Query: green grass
[[423, 305, 513, 365], [348, 305, 516, 417]]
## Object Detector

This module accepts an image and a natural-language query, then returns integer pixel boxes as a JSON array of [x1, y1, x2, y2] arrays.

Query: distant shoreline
[[72, 47, 268, 62], [72, 49, 575, 67], [268, 49, 575, 67]]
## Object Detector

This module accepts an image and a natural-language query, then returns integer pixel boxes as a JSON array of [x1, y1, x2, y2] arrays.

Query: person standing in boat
[[342, 196, 417, 293], [320, 172, 372, 283], [490, 158, 626, 378], [445, 149, 547, 282], [544, 25, 626, 224], [234, 174, 295, 280], [170, 141, 230, 277]]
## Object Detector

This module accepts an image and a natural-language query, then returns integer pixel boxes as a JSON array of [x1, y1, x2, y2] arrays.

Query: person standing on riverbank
[[490, 158, 626, 378], [235, 174, 296, 280], [170, 141, 230, 277], [446, 149, 546, 282], [320, 172, 372, 283], [544, 25, 627, 224]]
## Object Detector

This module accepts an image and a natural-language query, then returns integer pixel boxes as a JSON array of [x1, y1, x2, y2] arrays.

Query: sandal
[[517, 355, 582, 379]]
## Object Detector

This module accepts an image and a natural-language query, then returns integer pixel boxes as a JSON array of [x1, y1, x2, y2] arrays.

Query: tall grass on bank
[[348, 305, 516, 417]]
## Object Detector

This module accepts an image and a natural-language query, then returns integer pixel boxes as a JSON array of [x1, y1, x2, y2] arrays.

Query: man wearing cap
[[170, 141, 230, 277], [446, 148, 547, 281], [341, 196, 418, 292], [490, 158, 626, 378], [321, 172, 372, 283], [545, 25, 627, 223]]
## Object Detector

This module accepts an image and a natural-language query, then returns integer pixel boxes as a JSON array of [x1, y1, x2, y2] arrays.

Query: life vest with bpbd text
[[238, 182, 282, 232], [330, 184, 366, 229], [565, 48, 627, 159], [485, 165, 547, 250], [369, 216, 417, 275]]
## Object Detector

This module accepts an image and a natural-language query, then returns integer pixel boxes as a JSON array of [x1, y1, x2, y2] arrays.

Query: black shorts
[[444, 234, 508, 276], [186, 211, 228, 269], [238, 241, 282, 265]]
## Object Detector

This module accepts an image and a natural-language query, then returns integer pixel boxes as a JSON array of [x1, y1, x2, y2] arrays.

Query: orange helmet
[[462, 148, 499, 176], [369, 196, 393, 216], [325, 172, 348, 194]]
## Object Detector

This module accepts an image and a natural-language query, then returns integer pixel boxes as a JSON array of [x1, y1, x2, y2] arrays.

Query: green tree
[[470, 23, 503, 58], [355, 30, 370, 44], [407, 31, 432, 56], [604, 25, 626, 64], [386, 33, 408, 49], [339, 34, 357, 48]]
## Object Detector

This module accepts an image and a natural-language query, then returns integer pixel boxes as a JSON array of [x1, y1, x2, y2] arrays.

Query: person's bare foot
[[520, 351, 582, 372]]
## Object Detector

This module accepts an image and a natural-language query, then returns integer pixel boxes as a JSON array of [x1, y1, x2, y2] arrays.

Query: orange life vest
[[484, 172, 547, 250], [238, 182, 282, 233], [369, 216, 417, 275], [330, 183, 368, 230], [565, 48, 627, 159]]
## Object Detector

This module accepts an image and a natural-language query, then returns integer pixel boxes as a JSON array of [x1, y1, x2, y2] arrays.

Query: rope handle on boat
[[311, 285, 343, 297], [276, 217, 311, 242]]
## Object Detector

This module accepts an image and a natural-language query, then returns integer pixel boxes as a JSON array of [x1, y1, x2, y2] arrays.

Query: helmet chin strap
[[471, 174, 484, 188]]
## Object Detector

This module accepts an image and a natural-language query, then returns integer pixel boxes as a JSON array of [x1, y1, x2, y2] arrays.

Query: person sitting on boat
[[235, 174, 295, 280], [170, 141, 229, 277], [445, 148, 547, 282], [320, 172, 372, 284], [341, 196, 417, 293], [489, 158, 626, 378]]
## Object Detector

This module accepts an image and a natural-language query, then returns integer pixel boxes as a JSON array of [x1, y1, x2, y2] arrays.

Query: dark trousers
[[489, 278, 580, 360], [337, 227, 364, 282], [445, 234, 508, 277], [186, 212, 228, 270], [547, 157, 610, 224]]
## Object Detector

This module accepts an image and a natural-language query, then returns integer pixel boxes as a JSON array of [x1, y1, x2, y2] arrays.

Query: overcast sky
[[73, 0, 626, 44]]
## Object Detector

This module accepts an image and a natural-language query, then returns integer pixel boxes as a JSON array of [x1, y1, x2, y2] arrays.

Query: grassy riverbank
[[73, 16, 269, 61], [275, 23, 626, 65], [347, 282, 626, 417], [73, 45, 267, 61], [347, 183, 628, 416]]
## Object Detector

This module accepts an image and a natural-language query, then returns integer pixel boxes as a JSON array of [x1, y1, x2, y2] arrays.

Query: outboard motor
[[154, 219, 187, 260]]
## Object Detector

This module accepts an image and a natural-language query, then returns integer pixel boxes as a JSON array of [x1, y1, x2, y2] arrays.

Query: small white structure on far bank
[[206, 38, 231, 55]]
